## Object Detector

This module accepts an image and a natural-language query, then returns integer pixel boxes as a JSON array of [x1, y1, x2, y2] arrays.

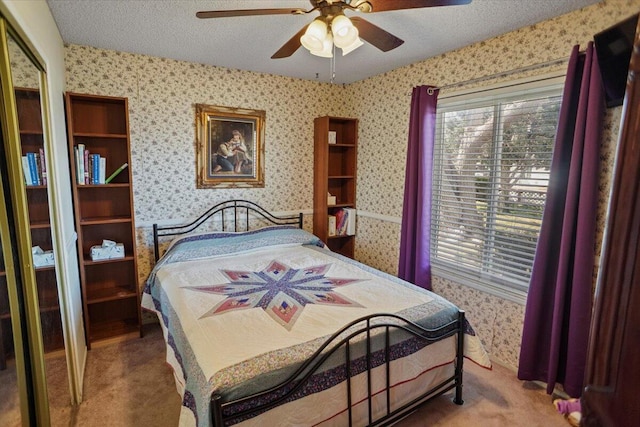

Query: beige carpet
[[2, 323, 571, 426]]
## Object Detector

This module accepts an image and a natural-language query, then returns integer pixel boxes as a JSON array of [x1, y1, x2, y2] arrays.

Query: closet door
[[581, 20, 640, 426], [0, 18, 71, 426]]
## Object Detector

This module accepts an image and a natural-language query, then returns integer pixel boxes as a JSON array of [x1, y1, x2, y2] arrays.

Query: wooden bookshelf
[[313, 116, 358, 258], [65, 92, 141, 348]]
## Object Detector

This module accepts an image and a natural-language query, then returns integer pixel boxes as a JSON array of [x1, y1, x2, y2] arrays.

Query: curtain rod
[[428, 55, 572, 96]]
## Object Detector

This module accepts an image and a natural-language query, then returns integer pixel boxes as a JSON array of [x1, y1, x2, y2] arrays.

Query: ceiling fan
[[197, 0, 472, 59]]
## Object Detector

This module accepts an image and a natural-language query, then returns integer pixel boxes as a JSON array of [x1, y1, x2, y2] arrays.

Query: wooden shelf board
[[19, 130, 44, 135], [25, 184, 47, 190], [83, 255, 135, 266], [87, 288, 137, 304], [73, 132, 127, 139], [30, 221, 51, 229], [89, 318, 139, 343], [80, 216, 132, 225], [76, 183, 130, 189], [328, 234, 355, 240], [39, 305, 61, 313]]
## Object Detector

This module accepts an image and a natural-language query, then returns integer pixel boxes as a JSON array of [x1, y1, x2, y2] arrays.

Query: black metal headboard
[[152, 199, 303, 262]]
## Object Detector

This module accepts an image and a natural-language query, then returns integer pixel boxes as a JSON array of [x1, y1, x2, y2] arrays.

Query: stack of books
[[74, 144, 106, 184], [333, 208, 356, 236], [21, 148, 47, 186], [74, 144, 128, 185]]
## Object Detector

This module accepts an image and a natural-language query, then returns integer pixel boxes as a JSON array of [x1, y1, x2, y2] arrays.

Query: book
[[92, 153, 100, 184], [344, 207, 356, 236], [38, 147, 47, 186], [26, 152, 39, 186], [335, 208, 347, 236], [105, 162, 128, 184], [328, 130, 337, 144], [34, 152, 42, 185], [21, 155, 33, 186], [99, 157, 106, 184], [328, 215, 336, 236], [83, 146, 90, 184], [76, 144, 85, 185]]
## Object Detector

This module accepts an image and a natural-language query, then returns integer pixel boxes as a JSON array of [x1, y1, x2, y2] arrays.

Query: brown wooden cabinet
[[313, 116, 357, 258], [65, 92, 141, 348], [1, 88, 64, 370]]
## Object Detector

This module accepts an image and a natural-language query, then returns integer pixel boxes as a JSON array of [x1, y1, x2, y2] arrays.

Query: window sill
[[431, 264, 528, 305]]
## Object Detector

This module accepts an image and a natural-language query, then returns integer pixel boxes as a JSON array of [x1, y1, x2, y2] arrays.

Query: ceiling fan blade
[[364, 0, 472, 13], [350, 17, 404, 52], [271, 25, 309, 59], [196, 8, 302, 19]]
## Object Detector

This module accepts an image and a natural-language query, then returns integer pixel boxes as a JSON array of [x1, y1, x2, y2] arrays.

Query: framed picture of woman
[[196, 104, 265, 188]]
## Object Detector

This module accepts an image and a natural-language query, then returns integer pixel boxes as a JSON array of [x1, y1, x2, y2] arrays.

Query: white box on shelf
[[32, 246, 54, 267], [328, 215, 337, 236], [328, 195, 336, 205], [328, 131, 337, 144], [90, 239, 125, 261]]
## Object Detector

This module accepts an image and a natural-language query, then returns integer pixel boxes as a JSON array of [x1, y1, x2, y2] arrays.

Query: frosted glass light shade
[[341, 37, 364, 55], [301, 19, 328, 52], [311, 33, 333, 58], [331, 15, 359, 48]]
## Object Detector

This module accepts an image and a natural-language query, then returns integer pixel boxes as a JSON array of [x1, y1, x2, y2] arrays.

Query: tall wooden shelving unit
[[1, 88, 64, 369], [65, 92, 141, 348], [313, 116, 358, 258]]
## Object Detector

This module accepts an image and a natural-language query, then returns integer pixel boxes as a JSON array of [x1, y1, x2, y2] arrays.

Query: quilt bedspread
[[142, 227, 490, 426]]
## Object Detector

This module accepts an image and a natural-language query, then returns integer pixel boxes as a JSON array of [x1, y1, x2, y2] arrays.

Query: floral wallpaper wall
[[64, 46, 349, 308], [64, 0, 637, 368], [348, 0, 636, 368], [9, 37, 39, 89]]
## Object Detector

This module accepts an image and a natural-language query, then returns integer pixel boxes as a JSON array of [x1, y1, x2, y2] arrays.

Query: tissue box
[[32, 246, 54, 267], [328, 195, 336, 205], [90, 241, 125, 261]]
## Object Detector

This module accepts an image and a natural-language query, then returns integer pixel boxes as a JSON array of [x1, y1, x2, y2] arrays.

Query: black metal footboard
[[211, 310, 466, 426]]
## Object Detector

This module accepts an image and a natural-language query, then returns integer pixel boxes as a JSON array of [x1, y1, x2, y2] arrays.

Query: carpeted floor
[[2, 323, 570, 426]]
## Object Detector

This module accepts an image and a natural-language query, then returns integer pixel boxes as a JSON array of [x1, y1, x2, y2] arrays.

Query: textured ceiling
[[46, 0, 601, 84]]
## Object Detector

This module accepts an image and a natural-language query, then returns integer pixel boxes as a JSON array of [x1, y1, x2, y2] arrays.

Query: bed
[[142, 200, 490, 427]]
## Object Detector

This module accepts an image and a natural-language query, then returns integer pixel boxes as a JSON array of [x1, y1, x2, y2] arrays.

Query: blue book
[[92, 154, 100, 184], [26, 152, 39, 185]]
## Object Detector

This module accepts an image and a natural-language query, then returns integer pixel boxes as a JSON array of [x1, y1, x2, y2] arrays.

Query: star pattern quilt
[[142, 226, 490, 427]]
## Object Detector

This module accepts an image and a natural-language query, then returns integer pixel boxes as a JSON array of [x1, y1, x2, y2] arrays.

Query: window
[[431, 77, 564, 299]]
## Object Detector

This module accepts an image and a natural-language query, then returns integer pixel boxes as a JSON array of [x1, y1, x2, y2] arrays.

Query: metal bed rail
[[211, 310, 466, 426], [152, 199, 303, 261]]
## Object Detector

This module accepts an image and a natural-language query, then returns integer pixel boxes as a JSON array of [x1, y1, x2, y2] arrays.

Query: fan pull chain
[[330, 44, 336, 84]]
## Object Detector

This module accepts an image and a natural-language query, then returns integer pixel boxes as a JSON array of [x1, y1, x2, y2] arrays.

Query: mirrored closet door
[[0, 18, 71, 426]]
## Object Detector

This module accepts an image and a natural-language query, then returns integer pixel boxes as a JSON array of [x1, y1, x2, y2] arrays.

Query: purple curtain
[[518, 43, 605, 397], [398, 85, 439, 290]]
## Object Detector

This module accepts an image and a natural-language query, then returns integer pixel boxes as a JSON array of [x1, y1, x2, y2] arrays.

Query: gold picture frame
[[196, 104, 265, 188]]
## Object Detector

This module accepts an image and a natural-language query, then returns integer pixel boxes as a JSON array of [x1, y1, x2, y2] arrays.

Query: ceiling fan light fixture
[[341, 37, 364, 55], [331, 15, 359, 48], [310, 32, 333, 58], [301, 18, 328, 52]]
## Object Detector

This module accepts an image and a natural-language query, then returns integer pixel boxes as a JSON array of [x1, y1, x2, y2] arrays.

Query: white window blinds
[[432, 78, 564, 293]]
